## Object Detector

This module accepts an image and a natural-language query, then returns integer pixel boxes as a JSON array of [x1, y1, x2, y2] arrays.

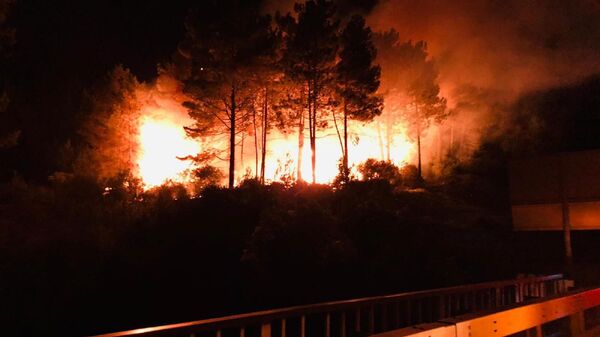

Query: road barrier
[[92, 274, 566, 337], [371, 287, 600, 337]]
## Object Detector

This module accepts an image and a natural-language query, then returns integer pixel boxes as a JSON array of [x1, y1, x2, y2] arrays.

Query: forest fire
[[261, 122, 414, 184], [137, 112, 199, 188], [5, 1, 600, 336], [134, 105, 414, 188]]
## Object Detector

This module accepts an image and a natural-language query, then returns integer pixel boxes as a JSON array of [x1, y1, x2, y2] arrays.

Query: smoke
[[365, 0, 600, 167], [262, 0, 379, 17], [258, 0, 600, 174], [368, 0, 600, 102]]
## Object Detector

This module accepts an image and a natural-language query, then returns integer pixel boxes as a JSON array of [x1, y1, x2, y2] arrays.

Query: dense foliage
[[1, 171, 590, 336]]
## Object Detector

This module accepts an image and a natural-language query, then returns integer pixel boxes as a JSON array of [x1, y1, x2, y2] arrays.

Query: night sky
[[6, 0, 195, 179]]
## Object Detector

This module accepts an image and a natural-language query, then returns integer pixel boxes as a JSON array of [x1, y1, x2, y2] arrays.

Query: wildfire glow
[[134, 106, 414, 188], [263, 123, 413, 184], [137, 113, 200, 188]]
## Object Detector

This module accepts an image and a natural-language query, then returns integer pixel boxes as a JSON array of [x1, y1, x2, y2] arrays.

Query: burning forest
[[64, 1, 452, 192], [1, 0, 600, 336]]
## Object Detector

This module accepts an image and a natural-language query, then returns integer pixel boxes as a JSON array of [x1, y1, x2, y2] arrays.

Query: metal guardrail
[[371, 287, 600, 337], [92, 274, 566, 337]]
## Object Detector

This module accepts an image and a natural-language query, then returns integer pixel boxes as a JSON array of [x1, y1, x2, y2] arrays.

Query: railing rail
[[92, 274, 566, 337], [371, 287, 600, 337]]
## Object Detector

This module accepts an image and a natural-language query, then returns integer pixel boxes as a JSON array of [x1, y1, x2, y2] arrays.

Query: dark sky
[[6, 0, 196, 179], [14, 0, 194, 81]]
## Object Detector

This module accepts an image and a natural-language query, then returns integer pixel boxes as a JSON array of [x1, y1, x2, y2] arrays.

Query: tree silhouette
[[335, 15, 382, 180], [77, 66, 142, 182], [405, 41, 447, 178], [280, 0, 339, 183], [178, 0, 276, 188], [374, 30, 447, 178]]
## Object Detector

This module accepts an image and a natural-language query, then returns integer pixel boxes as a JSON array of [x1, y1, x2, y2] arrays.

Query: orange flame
[[132, 76, 414, 189], [137, 111, 199, 188]]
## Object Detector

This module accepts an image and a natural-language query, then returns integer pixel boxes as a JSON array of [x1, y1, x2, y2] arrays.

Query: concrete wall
[[509, 150, 600, 231]]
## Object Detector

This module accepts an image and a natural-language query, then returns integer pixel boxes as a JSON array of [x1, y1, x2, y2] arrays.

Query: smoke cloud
[[368, 0, 600, 103], [263, 0, 600, 173], [365, 0, 600, 167]]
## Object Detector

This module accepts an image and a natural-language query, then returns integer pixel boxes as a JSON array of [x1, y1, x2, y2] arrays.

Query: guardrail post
[[570, 311, 585, 336], [261, 323, 271, 337], [541, 282, 546, 297], [393, 302, 400, 328], [382, 303, 389, 331], [525, 325, 542, 337], [535, 325, 542, 337], [368, 305, 375, 334], [454, 295, 460, 315], [469, 292, 476, 311], [495, 287, 501, 307], [438, 295, 446, 319]]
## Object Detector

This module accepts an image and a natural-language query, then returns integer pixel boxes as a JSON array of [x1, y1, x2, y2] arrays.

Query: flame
[[137, 112, 200, 188], [126, 73, 416, 189], [134, 107, 413, 188], [262, 120, 413, 184]]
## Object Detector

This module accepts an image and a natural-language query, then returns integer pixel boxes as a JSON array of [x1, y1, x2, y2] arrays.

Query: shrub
[[358, 159, 402, 186]]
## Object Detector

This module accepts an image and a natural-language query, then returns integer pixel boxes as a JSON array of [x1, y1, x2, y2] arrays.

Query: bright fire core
[[137, 114, 200, 188], [135, 109, 414, 189]]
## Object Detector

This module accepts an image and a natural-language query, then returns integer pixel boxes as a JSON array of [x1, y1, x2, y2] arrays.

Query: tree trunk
[[309, 80, 317, 184], [260, 87, 268, 184], [343, 101, 349, 180], [253, 103, 259, 179], [386, 109, 392, 161], [331, 109, 344, 158], [240, 130, 245, 169], [297, 86, 305, 182], [229, 86, 236, 189], [377, 119, 385, 161], [417, 124, 422, 179], [415, 102, 423, 180]]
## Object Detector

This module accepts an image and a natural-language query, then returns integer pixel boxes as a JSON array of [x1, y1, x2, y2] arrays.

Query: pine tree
[[178, 0, 276, 188], [77, 66, 142, 181], [374, 30, 447, 178], [279, 0, 339, 183], [335, 15, 382, 180]]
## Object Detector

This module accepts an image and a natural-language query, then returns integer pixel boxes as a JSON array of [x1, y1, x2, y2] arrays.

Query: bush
[[357, 159, 402, 186], [399, 164, 422, 188], [192, 165, 224, 195]]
